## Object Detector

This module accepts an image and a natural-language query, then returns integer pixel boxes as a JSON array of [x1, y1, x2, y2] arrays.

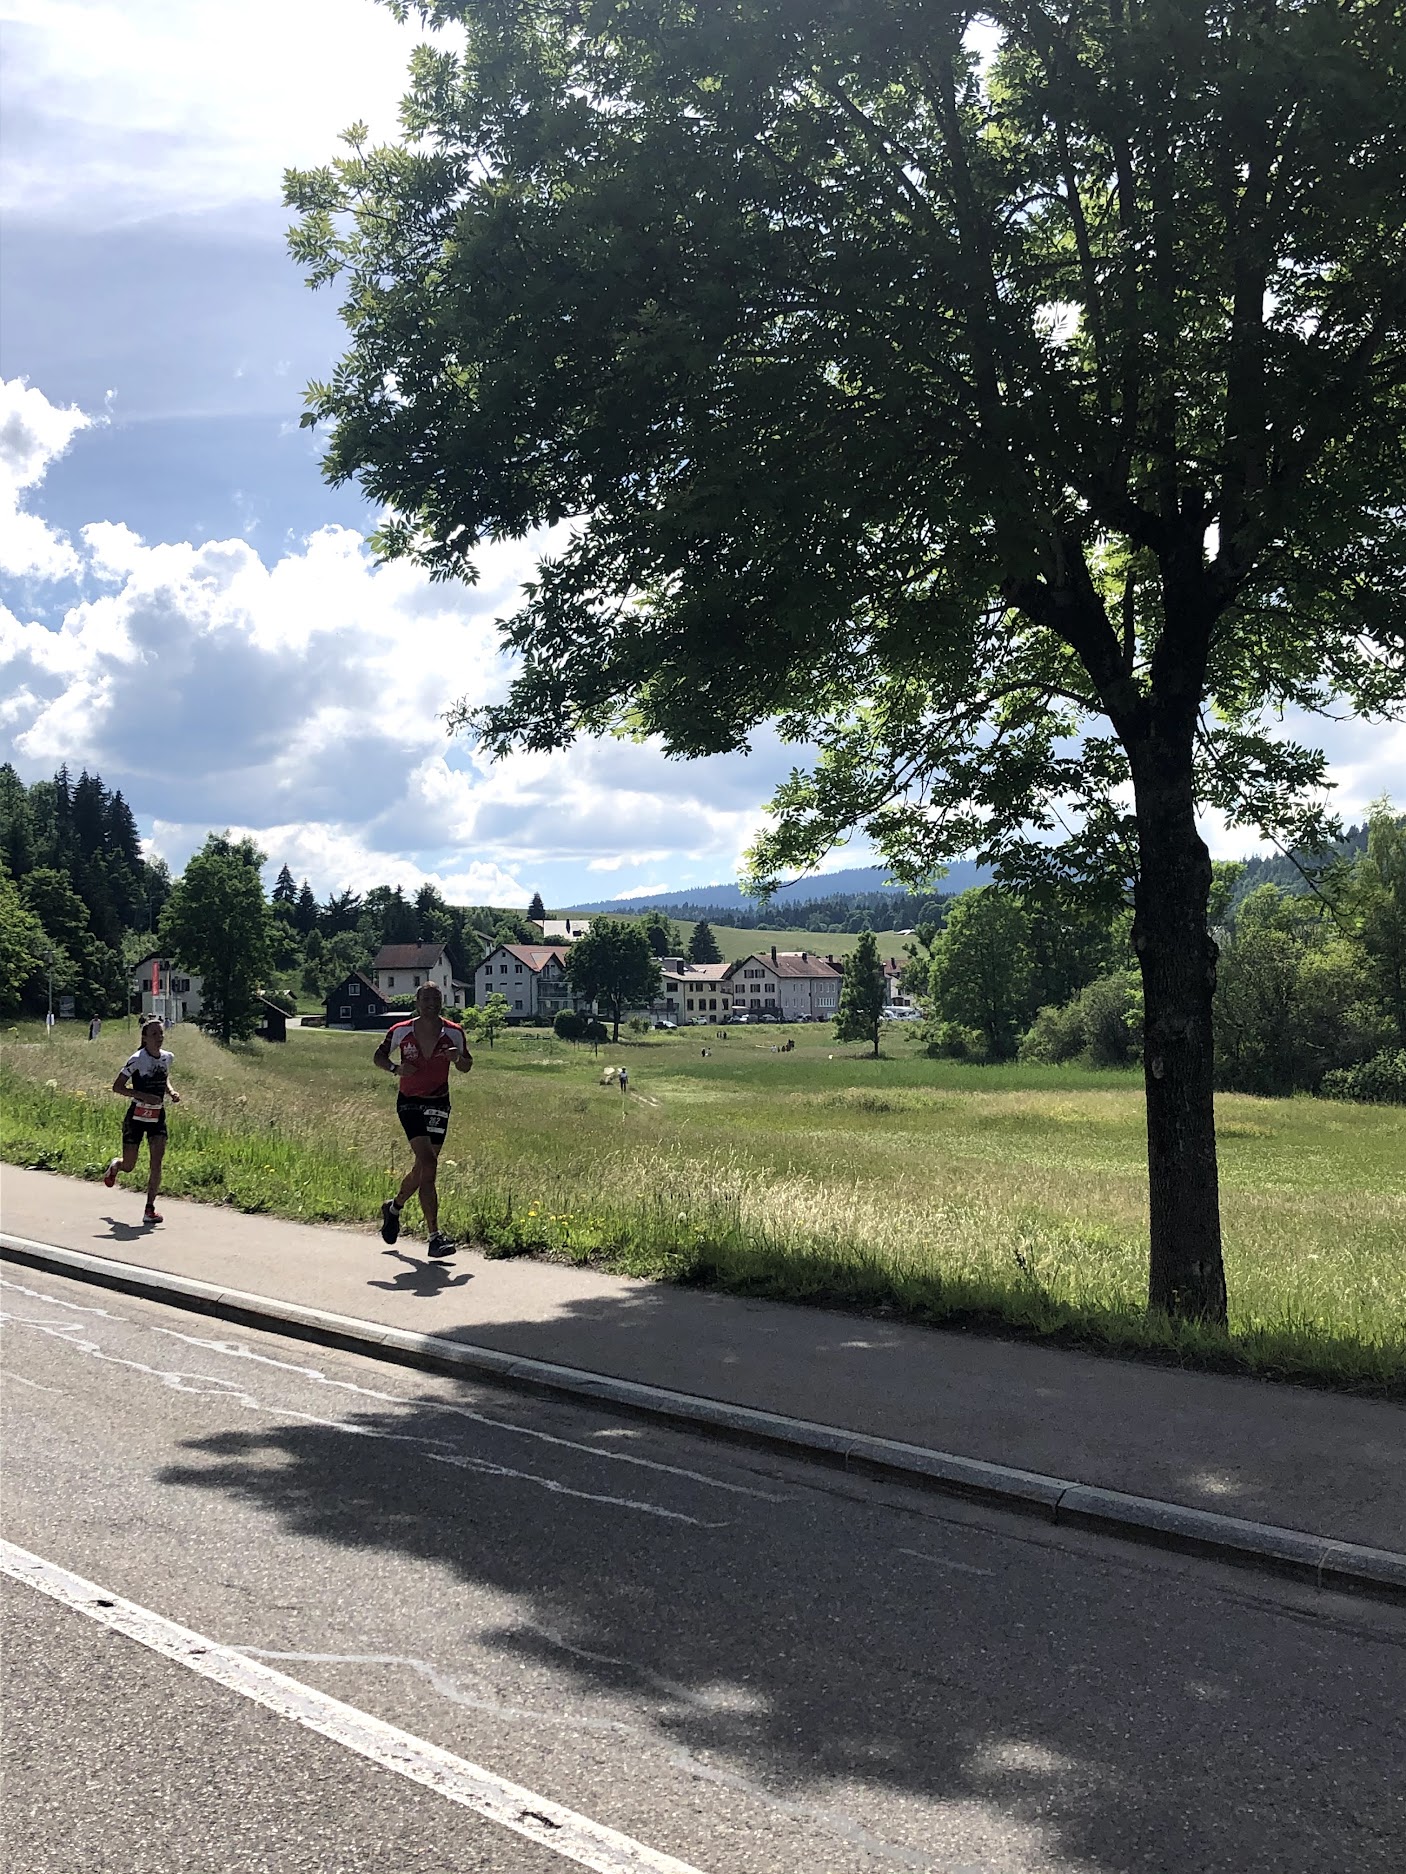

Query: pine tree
[[528, 890, 546, 923], [688, 919, 722, 965], [272, 864, 298, 904], [294, 880, 319, 936], [835, 929, 885, 1058]]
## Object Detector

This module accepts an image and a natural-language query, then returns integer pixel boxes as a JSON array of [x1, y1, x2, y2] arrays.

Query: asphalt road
[[3, 1263, 1403, 1874]]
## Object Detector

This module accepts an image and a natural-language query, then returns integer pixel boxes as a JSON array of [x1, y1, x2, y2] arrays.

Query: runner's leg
[[105, 1132, 141, 1185], [146, 1135, 165, 1207], [411, 1135, 441, 1234], [393, 1156, 425, 1210]]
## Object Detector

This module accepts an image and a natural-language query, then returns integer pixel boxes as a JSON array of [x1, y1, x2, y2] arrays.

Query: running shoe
[[103, 1161, 118, 1189], [426, 1232, 457, 1259], [143, 1206, 163, 1224], [380, 1200, 401, 1245]]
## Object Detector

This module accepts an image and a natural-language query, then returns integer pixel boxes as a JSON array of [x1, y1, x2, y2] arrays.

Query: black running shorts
[[397, 1095, 450, 1144], [122, 1100, 168, 1148]]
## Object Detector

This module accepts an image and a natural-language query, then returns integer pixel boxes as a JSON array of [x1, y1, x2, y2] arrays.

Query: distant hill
[[568, 861, 991, 915]]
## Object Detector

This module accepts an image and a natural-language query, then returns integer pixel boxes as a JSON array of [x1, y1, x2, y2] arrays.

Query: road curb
[[5, 1231, 1404, 1605]]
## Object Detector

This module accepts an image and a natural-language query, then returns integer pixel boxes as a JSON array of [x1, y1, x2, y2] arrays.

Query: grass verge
[[3, 1020, 1402, 1397]]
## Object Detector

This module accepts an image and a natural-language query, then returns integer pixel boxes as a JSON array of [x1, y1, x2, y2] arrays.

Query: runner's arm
[[111, 1072, 133, 1096], [372, 1035, 400, 1075], [166, 1078, 182, 1104], [453, 1046, 473, 1074]]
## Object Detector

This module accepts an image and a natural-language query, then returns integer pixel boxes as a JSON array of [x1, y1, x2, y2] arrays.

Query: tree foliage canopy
[[159, 834, 272, 1045], [566, 916, 663, 1038], [287, 0, 1406, 1320], [835, 928, 885, 1056]]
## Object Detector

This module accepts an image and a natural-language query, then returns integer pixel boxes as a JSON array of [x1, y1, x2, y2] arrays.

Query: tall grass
[[3, 1019, 1402, 1393]]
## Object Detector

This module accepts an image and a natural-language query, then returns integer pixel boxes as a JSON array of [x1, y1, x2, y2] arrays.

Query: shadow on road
[[153, 1286, 1400, 1874]]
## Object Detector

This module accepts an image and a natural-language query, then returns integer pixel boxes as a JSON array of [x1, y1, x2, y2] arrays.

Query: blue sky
[[2, 0, 1402, 909]]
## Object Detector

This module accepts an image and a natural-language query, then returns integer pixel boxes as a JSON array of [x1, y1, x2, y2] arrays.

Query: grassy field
[[670, 923, 880, 961], [3, 1017, 1403, 1393]]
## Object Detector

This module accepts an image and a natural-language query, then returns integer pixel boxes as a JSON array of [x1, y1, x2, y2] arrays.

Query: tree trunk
[[1130, 738, 1228, 1324]]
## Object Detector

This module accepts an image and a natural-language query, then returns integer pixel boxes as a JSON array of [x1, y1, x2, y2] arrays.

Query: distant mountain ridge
[[568, 861, 991, 915]]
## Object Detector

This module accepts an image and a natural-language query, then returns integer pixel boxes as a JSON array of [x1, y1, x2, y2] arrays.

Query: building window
[[340, 1006, 350, 1020], [514, 999, 523, 1010], [387, 976, 396, 989], [515, 963, 523, 973], [687, 999, 694, 1010], [349, 981, 360, 997], [413, 975, 421, 988], [500, 963, 509, 973]]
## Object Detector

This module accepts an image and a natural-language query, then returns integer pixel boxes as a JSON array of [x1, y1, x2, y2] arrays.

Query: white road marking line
[[0, 1540, 707, 1874], [144, 1320, 783, 1499], [897, 1547, 994, 1578], [0, 1312, 724, 1528]]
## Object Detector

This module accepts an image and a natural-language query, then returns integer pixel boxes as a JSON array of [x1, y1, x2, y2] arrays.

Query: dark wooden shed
[[324, 972, 392, 1030]]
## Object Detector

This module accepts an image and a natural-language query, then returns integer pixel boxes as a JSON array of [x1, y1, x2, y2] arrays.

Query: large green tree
[[160, 835, 272, 1044], [288, 1, 1406, 1321], [931, 888, 1034, 1061], [835, 928, 885, 1057], [565, 917, 662, 1040]]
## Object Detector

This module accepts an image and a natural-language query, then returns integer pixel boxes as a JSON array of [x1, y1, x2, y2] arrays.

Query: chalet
[[722, 949, 844, 1020], [474, 943, 574, 1021], [130, 955, 203, 1025], [325, 971, 392, 1030], [370, 943, 469, 1006]]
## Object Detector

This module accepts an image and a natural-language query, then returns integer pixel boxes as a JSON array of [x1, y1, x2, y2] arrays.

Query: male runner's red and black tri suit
[[387, 1020, 467, 1144]]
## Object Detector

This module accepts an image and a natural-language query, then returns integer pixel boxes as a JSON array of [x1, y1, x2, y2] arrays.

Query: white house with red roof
[[474, 942, 574, 1020], [722, 948, 844, 1020]]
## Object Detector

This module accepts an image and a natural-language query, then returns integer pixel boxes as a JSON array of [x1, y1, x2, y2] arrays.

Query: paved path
[[2, 1165, 1402, 1549], [4, 1263, 1404, 1873]]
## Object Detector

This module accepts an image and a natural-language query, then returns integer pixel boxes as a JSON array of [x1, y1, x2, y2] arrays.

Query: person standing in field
[[103, 1017, 181, 1224], [374, 982, 472, 1258], [88, 1014, 102, 1042], [618, 1064, 629, 1096]]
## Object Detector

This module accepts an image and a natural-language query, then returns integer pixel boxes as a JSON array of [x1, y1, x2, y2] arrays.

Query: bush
[[1019, 1000, 1086, 1064], [553, 1008, 586, 1042], [1081, 970, 1143, 1067], [627, 1016, 650, 1036], [922, 1020, 988, 1061], [1321, 1049, 1406, 1105], [583, 1018, 609, 1044], [1018, 971, 1141, 1067]]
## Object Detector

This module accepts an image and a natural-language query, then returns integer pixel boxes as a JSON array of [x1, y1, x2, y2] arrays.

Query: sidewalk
[[3, 1164, 1403, 1554]]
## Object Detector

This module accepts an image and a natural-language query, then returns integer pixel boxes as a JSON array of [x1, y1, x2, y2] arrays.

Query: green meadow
[[3, 1018, 1402, 1393]]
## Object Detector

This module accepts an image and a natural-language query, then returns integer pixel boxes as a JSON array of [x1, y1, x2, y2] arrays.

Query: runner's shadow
[[366, 1249, 472, 1297], [98, 1217, 153, 1243]]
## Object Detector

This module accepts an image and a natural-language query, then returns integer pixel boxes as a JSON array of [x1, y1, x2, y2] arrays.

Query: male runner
[[374, 982, 472, 1257], [103, 1017, 182, 1223]]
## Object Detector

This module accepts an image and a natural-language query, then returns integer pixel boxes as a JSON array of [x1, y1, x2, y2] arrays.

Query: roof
[[485, 944, 573, 972], [739, 951, 844, 979], [662, 961, 731, 982], [324, 970, 383, 1001], [372, 944, 448, 970]]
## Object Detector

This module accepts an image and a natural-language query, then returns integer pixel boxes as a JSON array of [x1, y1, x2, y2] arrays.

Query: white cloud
[[5, 374, 1402, 905], [2, 0, 449, 224], [0, 376, 93, 578], [0, 377, 796, 900]]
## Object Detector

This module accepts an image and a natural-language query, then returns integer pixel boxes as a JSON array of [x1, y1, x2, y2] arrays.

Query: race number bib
[[132, 1101, 164, 1125], [422, 1106, 449, 1139]]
